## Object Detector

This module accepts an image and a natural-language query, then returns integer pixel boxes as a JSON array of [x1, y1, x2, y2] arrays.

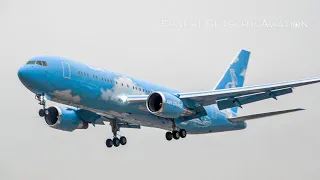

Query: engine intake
[[146, 92, 193, 118], [44, 106, 88, 132], [147, 93, 164, 112]]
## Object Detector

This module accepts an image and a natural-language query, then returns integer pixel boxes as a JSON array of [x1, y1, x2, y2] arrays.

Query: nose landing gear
[[36, 94, 47, 117], [36, 94, 46, 107], [39, 109, 45, 117]]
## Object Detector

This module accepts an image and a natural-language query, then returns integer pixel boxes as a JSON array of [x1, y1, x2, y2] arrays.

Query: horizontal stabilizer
[[228, 108, 305, 122]]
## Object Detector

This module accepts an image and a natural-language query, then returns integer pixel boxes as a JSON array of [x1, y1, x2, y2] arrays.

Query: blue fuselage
[[18, 56, 246, 134]]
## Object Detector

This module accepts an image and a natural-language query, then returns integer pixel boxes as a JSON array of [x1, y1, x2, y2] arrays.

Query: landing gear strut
[[165, 119, 187, 141], [36, 94, 46, 107], [36, 94, 47, 117], [105, 119, 127, 148]]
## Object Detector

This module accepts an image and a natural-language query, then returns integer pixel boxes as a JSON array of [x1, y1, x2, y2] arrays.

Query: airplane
[[18, 49, 320, 148]]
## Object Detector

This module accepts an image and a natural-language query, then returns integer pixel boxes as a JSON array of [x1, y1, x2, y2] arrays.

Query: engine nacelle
[[44, 106, 88, 132], [146, 92, 193, 118]]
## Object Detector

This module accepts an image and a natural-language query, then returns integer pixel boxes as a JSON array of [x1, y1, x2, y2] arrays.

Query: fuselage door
[[62, 62, 71, 79]]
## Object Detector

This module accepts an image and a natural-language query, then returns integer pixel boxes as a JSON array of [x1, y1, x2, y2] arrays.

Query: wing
[[178, 77, 320, 109], [126, 77, 320, 110]]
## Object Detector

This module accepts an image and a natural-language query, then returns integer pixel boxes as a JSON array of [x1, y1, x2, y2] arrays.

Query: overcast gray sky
[[1, 0, 320, 179]]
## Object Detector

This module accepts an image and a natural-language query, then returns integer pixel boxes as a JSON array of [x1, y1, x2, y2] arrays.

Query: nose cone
[[18, 65, 47, 93], [18, 66, 32, 85]]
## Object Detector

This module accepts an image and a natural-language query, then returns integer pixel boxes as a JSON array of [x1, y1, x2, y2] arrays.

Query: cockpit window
[[27, 60, 48, 66], [26, 61, 35, 65]]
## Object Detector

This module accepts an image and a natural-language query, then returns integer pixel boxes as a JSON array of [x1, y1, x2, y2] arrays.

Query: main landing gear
[[106, 136, 127, 148], [106, 119, 127, 148], [165, 119, 187, 141]]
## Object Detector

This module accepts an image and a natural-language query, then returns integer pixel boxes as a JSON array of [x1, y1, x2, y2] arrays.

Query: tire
[[39, 109, 45, 117], [120, 136, 127, 145], [106, 139, 113, 148], [165, 132, 173, 141], [113, 138, 120, 147], [179, 129, 187, 138], [172, 131, 180, 140]]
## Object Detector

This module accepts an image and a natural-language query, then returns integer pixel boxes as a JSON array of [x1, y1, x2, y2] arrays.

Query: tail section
[[215, 49, 251, 116]]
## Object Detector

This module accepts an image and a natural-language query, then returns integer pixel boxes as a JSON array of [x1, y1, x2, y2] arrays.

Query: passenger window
[[139, 88, 141, 91], [133, 86, 135, 89], [127, 84, 129, 88], [121, 83, 123, 86]]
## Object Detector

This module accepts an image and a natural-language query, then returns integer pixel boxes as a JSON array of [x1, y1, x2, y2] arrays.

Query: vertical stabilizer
[[215, 49, 251, 116]]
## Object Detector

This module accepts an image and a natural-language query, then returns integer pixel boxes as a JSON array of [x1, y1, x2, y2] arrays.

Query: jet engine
[[146, 92, 193, 118], [44, 106, 88, 132]]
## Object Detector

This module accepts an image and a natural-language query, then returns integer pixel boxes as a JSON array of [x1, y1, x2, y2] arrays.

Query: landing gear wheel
[[166, 132, 173, 141], [39, 109, 45, 117], [113, 137, 120, 147], [120, 136, 127, 145], [179, 129, 187, 138], [172, 131, 180, 140], [106, 139, 113, 148]]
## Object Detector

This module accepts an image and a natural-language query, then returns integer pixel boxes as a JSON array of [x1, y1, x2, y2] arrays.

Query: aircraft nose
[[17, 65, 34, 86], [18, 66, 26, 81]]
